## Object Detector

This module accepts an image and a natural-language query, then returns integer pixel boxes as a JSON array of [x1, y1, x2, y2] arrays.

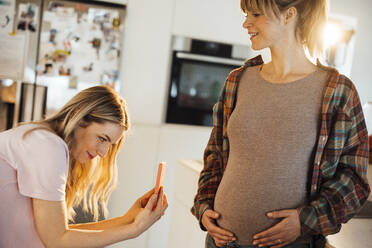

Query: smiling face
[[71, 121, 125, 163], [242, 9, 288, 51]]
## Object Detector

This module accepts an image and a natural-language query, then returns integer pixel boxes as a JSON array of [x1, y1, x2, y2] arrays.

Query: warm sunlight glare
[[323, 22, 342, 49]]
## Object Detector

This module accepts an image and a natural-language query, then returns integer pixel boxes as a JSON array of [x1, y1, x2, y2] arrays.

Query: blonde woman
[[0, 86, 168, 247], [192, 0, 370, 248]]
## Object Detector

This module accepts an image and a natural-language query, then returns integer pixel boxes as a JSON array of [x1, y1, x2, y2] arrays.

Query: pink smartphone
[[152, 162, 166, 210], [155, 162, 166, 194]]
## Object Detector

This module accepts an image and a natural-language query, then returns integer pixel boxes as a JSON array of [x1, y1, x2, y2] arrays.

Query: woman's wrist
[[121, 207, 141, 225], [129, 221, 142, 239], [120, 212, 133, 224]]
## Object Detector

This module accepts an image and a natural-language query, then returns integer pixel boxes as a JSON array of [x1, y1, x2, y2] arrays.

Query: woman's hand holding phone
[[139, 162, 168, 209], [126, 162, 168, 236], [132, 187, 168, 237], [123, 188, 154, 224]]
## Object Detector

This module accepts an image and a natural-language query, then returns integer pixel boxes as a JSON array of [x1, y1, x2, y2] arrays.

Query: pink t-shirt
[[0, 124, 69, 247]]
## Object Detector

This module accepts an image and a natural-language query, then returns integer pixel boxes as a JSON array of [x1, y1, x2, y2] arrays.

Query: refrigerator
[[0, 0, 126, 128]]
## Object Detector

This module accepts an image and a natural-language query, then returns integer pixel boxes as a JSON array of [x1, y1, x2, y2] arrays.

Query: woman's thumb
[[145, 194, 158, 210]]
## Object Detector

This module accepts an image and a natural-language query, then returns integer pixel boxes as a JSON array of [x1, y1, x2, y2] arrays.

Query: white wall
[[172, 0, 250, 46], [118, 0, 175, 126], [330, 0, 372, 105]]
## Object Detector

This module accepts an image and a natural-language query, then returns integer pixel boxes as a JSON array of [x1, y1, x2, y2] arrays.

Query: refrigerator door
[[36, 0, 126, 118], [0, 0, 42, 126]]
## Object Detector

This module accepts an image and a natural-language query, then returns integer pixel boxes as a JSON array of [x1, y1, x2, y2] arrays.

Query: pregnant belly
[[214, 173, 307, 245]]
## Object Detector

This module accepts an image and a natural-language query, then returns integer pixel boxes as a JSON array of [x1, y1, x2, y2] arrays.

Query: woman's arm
[[69, 189, 156, 230], [68, 213, 137, 231], [33, 199, 136, 248], [191, 66, 243, 228], [69, 189, 168, 231], [191, 58, 261, 225], [32, 189, 167, 248], [298, 77, 371, 237], [191, 96, 225, 226]]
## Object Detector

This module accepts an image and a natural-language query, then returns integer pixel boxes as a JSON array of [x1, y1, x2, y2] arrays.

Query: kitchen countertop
[[179, 159, 203, 173], [331, 163, 371, 247]]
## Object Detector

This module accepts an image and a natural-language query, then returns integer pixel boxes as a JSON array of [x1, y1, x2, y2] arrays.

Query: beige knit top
[[214, 65, 328, 245]]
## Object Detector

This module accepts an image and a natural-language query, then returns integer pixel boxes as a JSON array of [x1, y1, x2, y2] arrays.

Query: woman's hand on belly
[[202, 209, 236, 247], [252, 209, 301, 248]]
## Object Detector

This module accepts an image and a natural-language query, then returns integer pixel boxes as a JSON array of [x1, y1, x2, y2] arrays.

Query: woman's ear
[[285, 6, 297, 25]]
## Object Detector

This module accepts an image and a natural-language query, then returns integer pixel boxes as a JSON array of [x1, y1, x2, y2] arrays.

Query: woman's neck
[[261, 41, 317, 83]]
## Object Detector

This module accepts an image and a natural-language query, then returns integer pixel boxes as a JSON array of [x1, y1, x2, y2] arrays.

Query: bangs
[[240, 0, 281, 18], [240, 0, 265, 14]]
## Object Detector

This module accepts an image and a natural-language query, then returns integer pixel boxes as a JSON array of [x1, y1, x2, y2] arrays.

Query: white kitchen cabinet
[[107, 124, 162, 248], [147, 124, 211, 248], [108, 123, 211, 248], [167, 160, 206, 248], [172, 0, 250, 46]]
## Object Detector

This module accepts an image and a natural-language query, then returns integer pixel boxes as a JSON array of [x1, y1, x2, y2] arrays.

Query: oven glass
[[178, 62, 233, 111], [166, 56, 238, 126]]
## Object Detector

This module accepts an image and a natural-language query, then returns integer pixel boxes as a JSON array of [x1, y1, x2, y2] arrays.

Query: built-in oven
[[166, 36, 250, 126]]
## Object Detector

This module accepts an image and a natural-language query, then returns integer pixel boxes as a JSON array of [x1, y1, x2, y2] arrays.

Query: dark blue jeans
[[205, 234, 311, 248]]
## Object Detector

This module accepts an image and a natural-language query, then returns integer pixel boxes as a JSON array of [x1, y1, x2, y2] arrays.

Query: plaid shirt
[[191, 55, 370, 243]]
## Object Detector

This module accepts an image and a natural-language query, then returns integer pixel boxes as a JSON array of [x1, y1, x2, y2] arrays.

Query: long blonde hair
[[240, 0, 329, 58], [24, 86, 129, 221]]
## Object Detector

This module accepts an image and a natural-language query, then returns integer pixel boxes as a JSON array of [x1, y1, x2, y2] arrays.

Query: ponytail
[[295, 0, 329, 58]]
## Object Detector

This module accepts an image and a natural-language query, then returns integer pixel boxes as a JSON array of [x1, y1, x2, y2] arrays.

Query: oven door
[[166, 52, 243, 126]]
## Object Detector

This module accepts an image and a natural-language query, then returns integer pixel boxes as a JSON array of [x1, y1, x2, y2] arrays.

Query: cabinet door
[[172, 0, 250, 46], [167, 160, 206, 248], [108, 124, 161, 248], [168, 200, 206, 248]]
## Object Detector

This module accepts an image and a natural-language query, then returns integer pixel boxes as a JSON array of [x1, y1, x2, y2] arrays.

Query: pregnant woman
[[191, 0, 370, 248]]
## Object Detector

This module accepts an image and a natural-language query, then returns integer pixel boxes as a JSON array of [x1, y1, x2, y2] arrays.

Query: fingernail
[[267, 212, 272, 217], [252, 241, 257, 245]]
